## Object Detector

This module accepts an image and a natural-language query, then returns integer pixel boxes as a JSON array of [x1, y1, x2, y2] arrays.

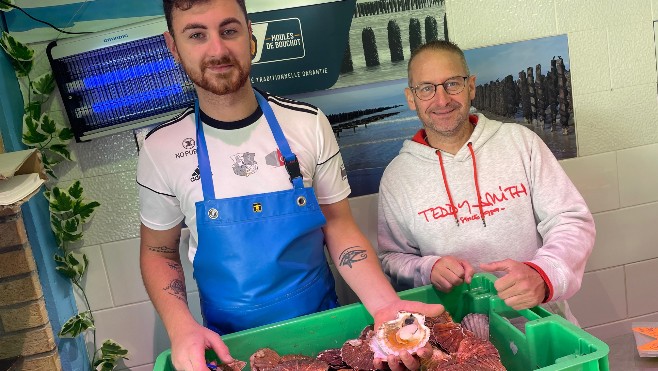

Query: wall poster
[[292, 34, 575, 197]]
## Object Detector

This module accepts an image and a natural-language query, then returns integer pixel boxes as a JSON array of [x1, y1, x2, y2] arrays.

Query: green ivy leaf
[[25, 101, 41, 119], [54, 252, 88, 280], [0, 31, 34, 61], [22, 114, 48, 145], [93, 340, 129, 370], [58, 311, 95, 338], [9, 58, 33, 77], [74, 200, 100, 221], [48, 144, 72, 161], [63, 217, 80, 233], [40, 113, 57, 135], [31, 72, 55, 96], [0, 0, 15, 12], [68, 181, 83, 200], [49, 186, 74, 213], [58, 127, 74, 141]]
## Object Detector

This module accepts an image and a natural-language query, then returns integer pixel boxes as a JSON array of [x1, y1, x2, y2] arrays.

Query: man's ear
[[404, 87, 417, 111], [467, 74, 477, 101], [164, 31, 180, 62]]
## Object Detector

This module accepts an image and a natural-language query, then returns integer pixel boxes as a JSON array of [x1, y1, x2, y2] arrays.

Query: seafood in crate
[[238, 310, 505, 371]]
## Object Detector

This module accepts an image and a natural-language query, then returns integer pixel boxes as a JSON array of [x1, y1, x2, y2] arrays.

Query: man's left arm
[[321, 199, 443, 370], [320, 199, 444, 327]]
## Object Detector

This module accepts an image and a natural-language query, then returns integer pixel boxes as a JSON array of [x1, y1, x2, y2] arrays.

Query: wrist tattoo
[[339, 246, 367, 268], [164, 279, 187, 303], [148, 245, 177, 254]]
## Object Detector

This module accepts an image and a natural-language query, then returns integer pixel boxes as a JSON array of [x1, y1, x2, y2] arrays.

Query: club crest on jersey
[[232, 152, 258, 177], [176, 138, 197, 159]]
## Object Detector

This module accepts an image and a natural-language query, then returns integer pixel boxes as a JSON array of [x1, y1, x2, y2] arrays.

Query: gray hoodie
[[377, 113, 595, 323]]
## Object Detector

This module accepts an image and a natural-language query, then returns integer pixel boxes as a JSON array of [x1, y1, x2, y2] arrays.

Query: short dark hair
[[407, 40, 470, 82], [163, 0, 248, 34]]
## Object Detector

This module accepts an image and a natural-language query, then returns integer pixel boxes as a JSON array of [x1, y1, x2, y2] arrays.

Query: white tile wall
[[617, 143, 658, 207], [565, 29, 610, 96], [607, 21, 657, 90], [587, 203, 658, 271], [81, 171, 141, 245], [101, 238, 149, 307], [73, 245, 114, 311], [585, 312, 658, 340], [560, 152, 619, 213], [572, 84, 658, 156], [555, 0, 608, 33], [446, 0, 558, 50], [625, 258, 658, 317], [568, 267, 627, 328]]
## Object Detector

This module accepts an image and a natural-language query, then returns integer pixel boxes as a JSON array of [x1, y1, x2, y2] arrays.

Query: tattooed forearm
[[339, 246, 367, 268], [163, 279, 187, 303]]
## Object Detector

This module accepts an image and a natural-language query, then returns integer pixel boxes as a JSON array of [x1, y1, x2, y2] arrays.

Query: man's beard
[[184, 55, 250, 96]]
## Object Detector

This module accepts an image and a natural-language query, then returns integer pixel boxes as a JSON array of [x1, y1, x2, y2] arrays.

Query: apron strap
[[254, 91, 304, 189], [195, 99, 216, 200]]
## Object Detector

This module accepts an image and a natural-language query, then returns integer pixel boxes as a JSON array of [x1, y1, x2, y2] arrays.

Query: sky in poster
[[465, 35, 570, 86]]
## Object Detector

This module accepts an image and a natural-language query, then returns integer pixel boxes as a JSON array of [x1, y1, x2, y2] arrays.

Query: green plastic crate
[[154, 273, 609, 370]]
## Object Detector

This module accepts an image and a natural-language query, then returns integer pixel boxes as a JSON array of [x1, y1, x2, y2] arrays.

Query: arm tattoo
[[163, 262, 186, 302], [148, 244, 178, 254], [163, 279, 187, 303], [339, 246, 367, 268]]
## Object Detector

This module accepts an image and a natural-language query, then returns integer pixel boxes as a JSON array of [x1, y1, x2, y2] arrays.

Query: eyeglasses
[[410, 76, 469, 100]]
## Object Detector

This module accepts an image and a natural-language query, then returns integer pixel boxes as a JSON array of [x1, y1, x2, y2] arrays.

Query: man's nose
[[432, 85, 452, 105], [207, 35, 229, 57]]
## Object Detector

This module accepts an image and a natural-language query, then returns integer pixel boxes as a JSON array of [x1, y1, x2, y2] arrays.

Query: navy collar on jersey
[[199, 105, 264, 130]]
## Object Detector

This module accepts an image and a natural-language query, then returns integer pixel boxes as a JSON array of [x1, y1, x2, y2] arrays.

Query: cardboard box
[[0, 149, 47, 212]]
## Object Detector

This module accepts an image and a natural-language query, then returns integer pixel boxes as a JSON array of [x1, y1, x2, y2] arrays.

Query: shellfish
[[460, 313, 489, 341], [370, 311, 431, 357]]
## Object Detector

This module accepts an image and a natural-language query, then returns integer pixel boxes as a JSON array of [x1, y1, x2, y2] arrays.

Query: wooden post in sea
[[548, 58, 558, 131], [425, 16, 439, 42], [526, 67, 537, 125], [518, 70, 532, 123], [409, 18, 423, 54], [556, 56, 569, 135], [362, 27, 380, 67], [340, 40, 353, 74], [503, 75, 516, 119], [388, 20, 404, 62], [535, 64, 545, 127]]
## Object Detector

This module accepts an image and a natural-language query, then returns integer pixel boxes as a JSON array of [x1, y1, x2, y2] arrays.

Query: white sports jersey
[[137, 91, 350, 263]]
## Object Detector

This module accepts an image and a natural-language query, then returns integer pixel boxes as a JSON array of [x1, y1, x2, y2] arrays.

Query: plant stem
[[74, 280, 97, 370]]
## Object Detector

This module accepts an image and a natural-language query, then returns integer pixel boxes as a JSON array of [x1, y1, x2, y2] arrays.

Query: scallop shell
[[460, 313, 490, 341], [371, 311, 431, 357], [341, 337, 375, 370]]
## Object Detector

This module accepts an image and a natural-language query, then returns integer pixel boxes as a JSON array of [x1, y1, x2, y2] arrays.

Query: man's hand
[[429, 256, 475, 292], [480, 259, 547, 310], [372, 299, 444, 371], [170, 322, 233, 371]]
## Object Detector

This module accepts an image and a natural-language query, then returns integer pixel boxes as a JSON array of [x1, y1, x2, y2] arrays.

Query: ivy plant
[[0, 23, 128, 371], [0, 31, 73, 178]]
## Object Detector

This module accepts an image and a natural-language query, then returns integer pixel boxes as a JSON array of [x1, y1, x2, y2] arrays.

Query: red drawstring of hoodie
[[468, 143, 486, 227], [436, 150, 459, 226], [435, 144, 487, 227]]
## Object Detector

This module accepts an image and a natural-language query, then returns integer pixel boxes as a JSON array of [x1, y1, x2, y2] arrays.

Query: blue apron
[[192, 90, 338, 335]]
